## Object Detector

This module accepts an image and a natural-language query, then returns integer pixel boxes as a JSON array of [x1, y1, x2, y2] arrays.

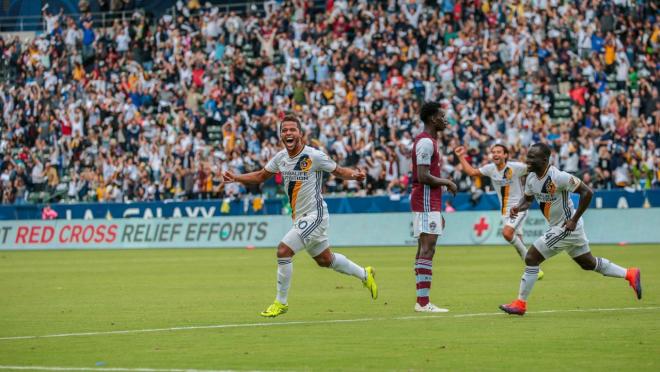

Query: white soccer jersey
[[479, 161, 527, 216], [265, 146, 337, 220], [524, 166, 582, 227]]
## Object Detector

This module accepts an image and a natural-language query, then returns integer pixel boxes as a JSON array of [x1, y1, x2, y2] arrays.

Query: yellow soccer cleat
[[538, 270, 545, 281], [260, 300, 288, 317], [363, 266, 378, 300]]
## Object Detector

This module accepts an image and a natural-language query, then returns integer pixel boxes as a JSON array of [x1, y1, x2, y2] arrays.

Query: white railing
[[0, 9, 143, 33], [165, 0, 326, 18]]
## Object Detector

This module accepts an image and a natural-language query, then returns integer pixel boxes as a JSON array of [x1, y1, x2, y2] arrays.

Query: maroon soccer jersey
[[411, 132, 442, 212]]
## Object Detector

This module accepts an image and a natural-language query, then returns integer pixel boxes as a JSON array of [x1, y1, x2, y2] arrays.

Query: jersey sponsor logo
[[535, 193, 556, 202], [281, 171, 310, 181], [493, 178, 514, 186]]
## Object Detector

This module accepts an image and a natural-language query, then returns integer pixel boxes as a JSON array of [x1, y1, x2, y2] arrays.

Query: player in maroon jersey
[[411, 102, 458, 312]]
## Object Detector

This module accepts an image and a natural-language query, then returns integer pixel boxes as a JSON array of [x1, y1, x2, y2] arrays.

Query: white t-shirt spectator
[[613, 163, 630, 186], [293, 22, 306, 41], [204, 18, 221, 38], [125, 163, 139, 182], [45, 13, 59, 34], [68, 178, 79, 199], [102, 161, 116, 181], [149, 151, 162, 173], [0, 170, 11, 187], [116, 32, 131, 53], [561, 148, 579, 174], [65, 27, 81, 48], [71, 115, 84, 136], [367, 157, 383, 181], [32, 163, 45, 184]]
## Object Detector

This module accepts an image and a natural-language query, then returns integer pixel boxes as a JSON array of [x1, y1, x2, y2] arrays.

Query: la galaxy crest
[[299, 157, 313, 172]]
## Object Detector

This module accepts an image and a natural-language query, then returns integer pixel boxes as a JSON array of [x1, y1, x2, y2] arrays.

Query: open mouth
[[284, 137, 296, 146]]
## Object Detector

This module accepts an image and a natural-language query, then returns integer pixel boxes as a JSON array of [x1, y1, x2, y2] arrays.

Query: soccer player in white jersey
[[223, 114, 378, 317], [499, 143, 641, 316], [454, 144, 543, 279]]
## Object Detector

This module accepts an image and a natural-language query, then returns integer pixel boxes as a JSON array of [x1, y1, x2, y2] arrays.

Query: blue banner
[[0, 189, 658, 221]]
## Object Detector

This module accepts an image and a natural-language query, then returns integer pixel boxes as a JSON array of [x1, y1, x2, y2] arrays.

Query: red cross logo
[[474, 217, 490, 237]]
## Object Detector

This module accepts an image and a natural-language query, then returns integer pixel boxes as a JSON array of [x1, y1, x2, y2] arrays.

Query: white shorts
[[281, 213, 329, 257], [502, 210, 527, 234], [412, 211, 444, 238], [534, 225, 590, 259]]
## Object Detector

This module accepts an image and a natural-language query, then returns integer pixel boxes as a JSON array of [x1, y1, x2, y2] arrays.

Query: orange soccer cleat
[[499, 299, 527, 316], [625, 268, 642, 300]]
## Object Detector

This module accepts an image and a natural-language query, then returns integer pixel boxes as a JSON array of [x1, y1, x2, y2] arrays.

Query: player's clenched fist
[[223, 171, 236, 183], [563, 218, 577, 232], [510, 206, 519, 219], [353, 169, 366, 182], [454, 146, 467, 157], [445, 180, 458, 196]]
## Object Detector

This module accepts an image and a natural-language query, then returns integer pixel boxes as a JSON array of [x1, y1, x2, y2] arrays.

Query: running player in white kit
[[499, 143, 642, 316], [455, 144, 543, 279], [223, 114, 378, 317]]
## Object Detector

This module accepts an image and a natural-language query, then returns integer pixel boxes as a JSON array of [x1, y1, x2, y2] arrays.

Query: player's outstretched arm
[[331, 166, 366, 182], [417, 165, 457, 196], [564, 181, 593, 231], [223, 169, 274, 185], [510, 194, 534, 218], [454, 146, 482, 177]]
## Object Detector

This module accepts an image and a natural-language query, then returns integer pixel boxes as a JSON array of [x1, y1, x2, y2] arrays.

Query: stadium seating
[[0, 0, 658, 205]]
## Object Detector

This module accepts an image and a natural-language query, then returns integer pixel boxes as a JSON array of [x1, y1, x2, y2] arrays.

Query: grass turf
[[0, 245, 658, 371]]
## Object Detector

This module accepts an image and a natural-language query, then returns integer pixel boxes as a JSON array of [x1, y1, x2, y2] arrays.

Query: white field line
[[0, 367, 256, 372], [0, 306, 658, 342]]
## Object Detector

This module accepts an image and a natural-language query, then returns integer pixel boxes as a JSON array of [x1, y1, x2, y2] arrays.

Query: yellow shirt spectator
[[605, 44, 615, 65], [73, 64, 85, 81]]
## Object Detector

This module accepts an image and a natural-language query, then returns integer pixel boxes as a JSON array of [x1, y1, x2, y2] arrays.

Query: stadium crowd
[[0, 0, 658, 205]]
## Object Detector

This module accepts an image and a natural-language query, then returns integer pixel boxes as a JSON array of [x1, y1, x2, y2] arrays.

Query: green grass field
[[0, 245, 658, 371]]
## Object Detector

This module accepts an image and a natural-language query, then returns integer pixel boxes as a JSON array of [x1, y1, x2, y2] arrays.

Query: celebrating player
[[454, 144, 544, 279], [223, 114, 377, 317], [499, 143, 642, 316], [411, 102, 458, 313]]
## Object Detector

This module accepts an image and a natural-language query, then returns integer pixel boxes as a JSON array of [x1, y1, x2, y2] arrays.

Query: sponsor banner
[[0, 209, 658, 250], [0, 217, 290, 250], [433, 212, 551, 246], [2, 189, 658, 221], [400, 209, 660, 246]]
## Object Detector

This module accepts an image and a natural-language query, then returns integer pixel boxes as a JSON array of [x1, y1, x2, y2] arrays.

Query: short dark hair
[[531, 142, 551, 159], [492, 143, 509, 154], [280, 113, 303, 133], [420, 101, 441, 125]]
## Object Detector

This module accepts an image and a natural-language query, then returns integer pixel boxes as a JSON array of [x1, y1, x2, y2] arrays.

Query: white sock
[[330, 253, 367, 280], [518, 266, 539, 301], [594, 257, 626, 278], [509, 236, 528, 261], [276, 258, 293, 304]]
